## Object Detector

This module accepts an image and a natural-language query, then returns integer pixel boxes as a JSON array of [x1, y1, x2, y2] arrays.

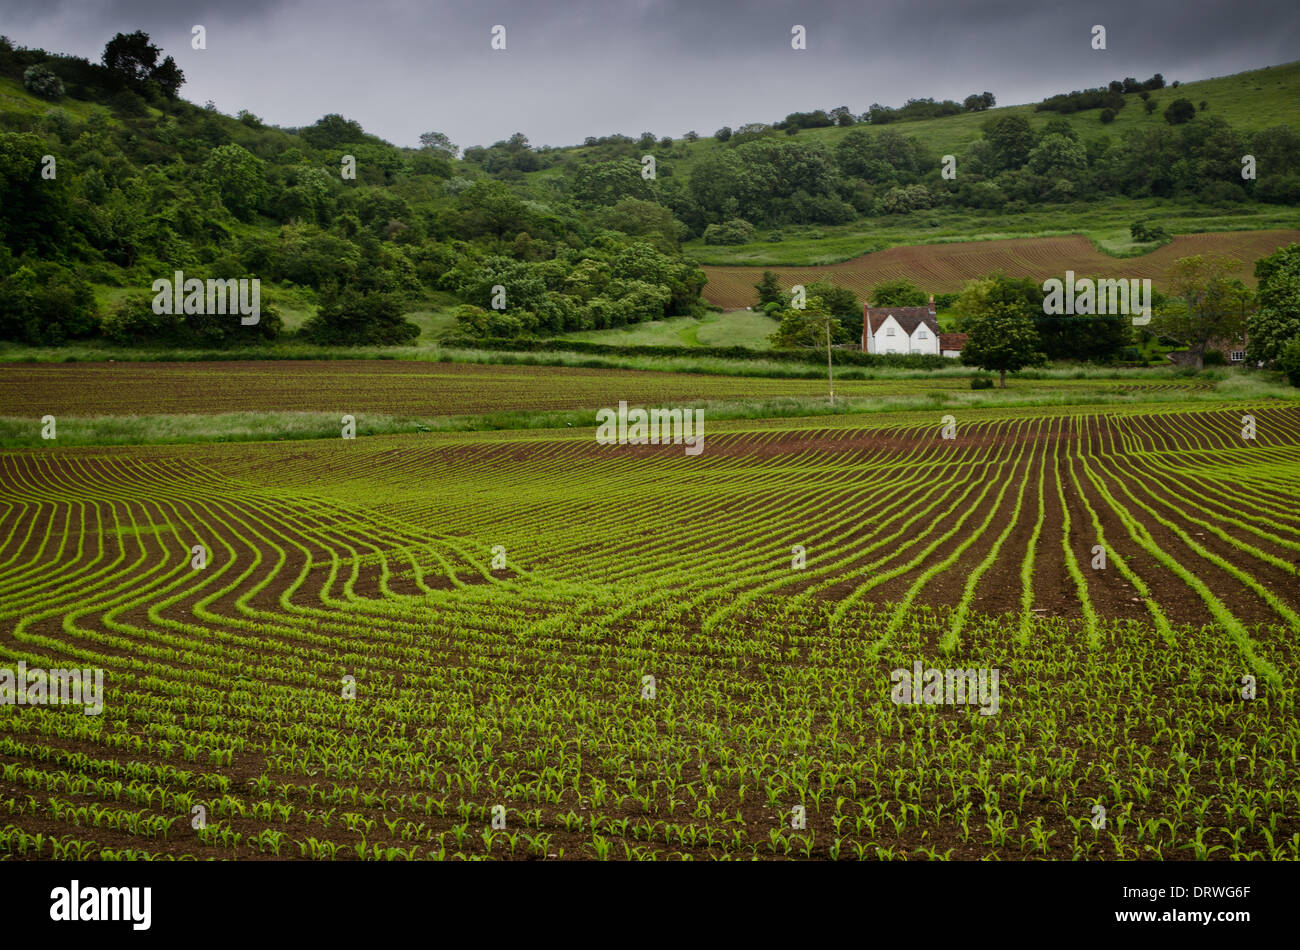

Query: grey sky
[[5, 0, 1298, 149]]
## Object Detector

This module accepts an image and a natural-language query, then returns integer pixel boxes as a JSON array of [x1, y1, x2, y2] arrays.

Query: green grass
[[557, 310, 780, 349]]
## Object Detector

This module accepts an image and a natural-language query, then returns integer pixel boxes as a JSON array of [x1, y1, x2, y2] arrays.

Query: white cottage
[[862, 297, 941, 356]]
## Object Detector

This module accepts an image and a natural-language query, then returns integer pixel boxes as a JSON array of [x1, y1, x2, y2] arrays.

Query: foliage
[[22, 64, 62, 100], [959, 297, 1046, 385], [1154, 254, 1253, 367], [1275, 336, 1300, 385], [301, 288, 420, 345], [702, 218, 755, 245], [1247, 243, 1300, 362], [870, 279, 927, 307]]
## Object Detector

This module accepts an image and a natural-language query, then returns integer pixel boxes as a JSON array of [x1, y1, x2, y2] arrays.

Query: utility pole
[[826, 316, 835, 406]]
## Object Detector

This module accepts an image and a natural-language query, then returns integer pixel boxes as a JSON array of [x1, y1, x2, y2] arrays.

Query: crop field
[[1, 401, 1297, 861], [0, 359, 1215, 423], [699, 229, 1300, 308]]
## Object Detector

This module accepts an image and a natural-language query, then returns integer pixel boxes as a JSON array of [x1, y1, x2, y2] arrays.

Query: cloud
[[6, 0, 1297, 147]]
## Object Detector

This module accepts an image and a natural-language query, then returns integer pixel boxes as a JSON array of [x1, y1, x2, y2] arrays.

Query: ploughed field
[[700, 229, 1300, 309], [1, 403, 1297, 860], [0, 359, 1211, 420]]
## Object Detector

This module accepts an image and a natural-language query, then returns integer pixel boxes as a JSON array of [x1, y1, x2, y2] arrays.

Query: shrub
[[301, 288, 420, 345], [101, 294, 184, 345], [1130, 219, 1169, 242], [1201, 349, 1226, 366], [1276, 337, 1300, 386], [1164, 98, 1196, 124], [22, 65, 63, 101], [1099, 108, 1116, 124], [970, 376, 995, 389], [702, 218, 756, 245]]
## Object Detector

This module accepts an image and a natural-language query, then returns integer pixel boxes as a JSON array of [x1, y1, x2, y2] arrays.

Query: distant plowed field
[[0, 360, 1208, 419], [700, 230, 1300, 308]]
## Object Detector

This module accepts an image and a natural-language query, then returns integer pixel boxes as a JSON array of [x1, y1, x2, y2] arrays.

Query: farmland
[[0, 359, 1218, 420], [1, 401, 1297, 860], [700, 229, 1300, 309]]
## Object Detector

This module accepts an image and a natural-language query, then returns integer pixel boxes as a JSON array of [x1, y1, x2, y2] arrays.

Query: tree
[[101, 30, 184, 96], [807, 279, 860, 335], [456, 180, 529, 238], [1276, 337, 1300, 386], [596, 198, 681, 251], [1144, 98, 1158, 115], [204, 144, 268, 221], [300, 114, 366, 149], [570, 158, 653, 206], [715, 126, 732, 142], [1164, 99, 1196, 124], [702, 218, 754, 245], [150, 55, 185, 98], [960, 300, 1045, 386], [982, 114, 1035, 169], [870, 278, 925, 307], [754, 271, 784, 308], [963, 92, 994, 112], [102, 31, 161, 82], [1028, 134, 1087, 176], [768, 296, 851, 348], [0, 131, 69, 253], [1154, 254, 1252, 368], [418, 131, 459, 158], [301, 287, 419, 345], [1246, 243, 1300, 363], [1130, 219, 1169, 242], [23, 65, 63, 100]]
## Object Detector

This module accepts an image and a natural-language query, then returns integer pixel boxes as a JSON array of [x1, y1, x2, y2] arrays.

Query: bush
[[1201, 349, 1226, 366], [22, 65, 63, 101], [0, 263, 99, 344], [1099, 108, 1116, 124], [970, 376, 995, 390], [101, 294, 184, 345], [300, 288, 420, 345], [1256, 174, 1300, 205], [1277, 337, 1300, 386], [702, 218, 756, 245], [1200, 181, 1244, 205], [1130, 218, 1169, 242], [1164, 98, 1196, 124]]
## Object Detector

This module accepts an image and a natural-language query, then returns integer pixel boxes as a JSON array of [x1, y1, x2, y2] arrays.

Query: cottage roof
[[864, 305, 939, 337]]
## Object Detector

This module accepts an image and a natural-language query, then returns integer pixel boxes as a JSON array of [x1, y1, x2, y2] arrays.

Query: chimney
[[928, 293, 935, 315]]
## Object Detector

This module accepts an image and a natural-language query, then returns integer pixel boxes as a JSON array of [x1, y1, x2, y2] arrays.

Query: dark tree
[[102, 31, 160, 82], [1165, 99, 1196, 124]]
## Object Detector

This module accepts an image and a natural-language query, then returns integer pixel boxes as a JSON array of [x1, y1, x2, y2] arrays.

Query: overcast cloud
[[4, 0, 1298, 149]]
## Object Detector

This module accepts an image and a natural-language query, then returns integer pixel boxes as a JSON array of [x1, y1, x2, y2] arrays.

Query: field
[[0, 358, 1246, 447], [699, 229, 1300, 308], [1, 395, 1298, 861]]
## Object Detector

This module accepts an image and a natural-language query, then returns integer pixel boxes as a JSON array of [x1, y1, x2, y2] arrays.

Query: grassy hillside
[[535, 61, 1300, 182]]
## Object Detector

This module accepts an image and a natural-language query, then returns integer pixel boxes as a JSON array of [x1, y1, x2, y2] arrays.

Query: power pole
[[826, 316, 835, 406]]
